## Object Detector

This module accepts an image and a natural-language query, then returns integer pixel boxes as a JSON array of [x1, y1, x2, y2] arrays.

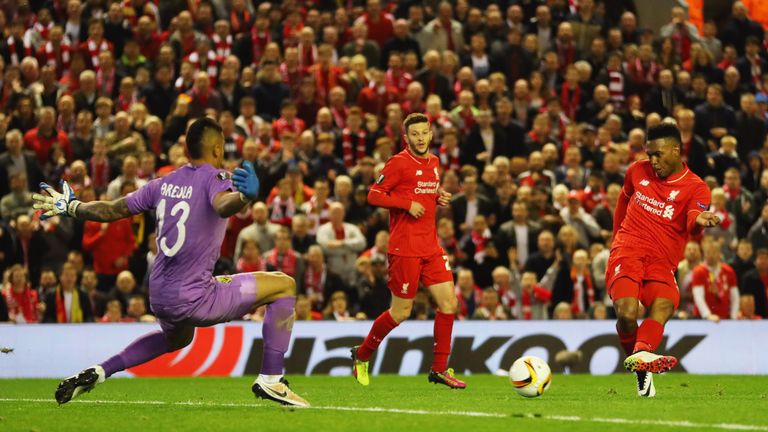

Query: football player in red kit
[[607, 122, 720, 397], [351, 113, 466, 389]]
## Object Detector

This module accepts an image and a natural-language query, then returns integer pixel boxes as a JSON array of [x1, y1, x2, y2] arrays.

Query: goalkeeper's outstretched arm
[[74, 198, 134, 222], [33, 181, 136, 222]]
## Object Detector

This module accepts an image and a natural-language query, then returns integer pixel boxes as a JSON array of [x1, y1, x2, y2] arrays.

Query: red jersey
[[613, 160, 710, 268], [691, 263, 737, 318], [369, 149, 442, 257]]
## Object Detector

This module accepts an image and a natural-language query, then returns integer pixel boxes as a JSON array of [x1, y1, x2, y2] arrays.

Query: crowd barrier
[[1, 321, 766, 378]]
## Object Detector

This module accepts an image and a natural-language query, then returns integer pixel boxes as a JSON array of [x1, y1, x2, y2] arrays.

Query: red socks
[[634, 319, 664, 353], [357, 310, 456, 372], [357, 311, 398, 361], [432, 311, 454, 372], [616, 322, 637, 356]]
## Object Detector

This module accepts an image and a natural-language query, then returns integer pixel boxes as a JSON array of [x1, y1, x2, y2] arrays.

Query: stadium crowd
[[1, 0, 767, 323]]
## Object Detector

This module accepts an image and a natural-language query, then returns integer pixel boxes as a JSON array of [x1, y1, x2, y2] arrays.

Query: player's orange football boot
[[624, 351, 678, 374], [428, 368, 466, 389]]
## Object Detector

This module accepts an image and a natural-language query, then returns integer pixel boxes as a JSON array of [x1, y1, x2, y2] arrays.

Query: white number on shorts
[[156, 199, 190, 257], [443, 255, 450, 271]]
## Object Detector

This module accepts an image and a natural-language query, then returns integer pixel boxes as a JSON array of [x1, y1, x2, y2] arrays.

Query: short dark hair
[[185, 117, 223, 159], [403, 113, 429, 133], [646, 123, 681, 147]]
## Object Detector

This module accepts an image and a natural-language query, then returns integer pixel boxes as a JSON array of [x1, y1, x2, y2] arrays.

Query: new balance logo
[[401, 283, 410, 294], [639, 180, 650, 186], [614, 264, 621, 275], [663, 204, 675, 220], [416, 170, 423, 176], [667, 190, 680, 202]]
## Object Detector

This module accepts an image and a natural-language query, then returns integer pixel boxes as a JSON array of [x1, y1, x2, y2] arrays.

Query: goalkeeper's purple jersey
[[125, 163, 234, 318]]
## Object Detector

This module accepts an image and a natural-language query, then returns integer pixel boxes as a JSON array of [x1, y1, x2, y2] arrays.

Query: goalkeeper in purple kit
[[33, 118, 309, 407]]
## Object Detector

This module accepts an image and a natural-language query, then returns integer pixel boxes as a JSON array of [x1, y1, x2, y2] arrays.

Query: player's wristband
[[67, 200, 81, 217]]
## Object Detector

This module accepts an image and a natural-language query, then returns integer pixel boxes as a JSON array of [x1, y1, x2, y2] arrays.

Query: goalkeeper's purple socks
[[101, 330, 172, 377], [261, 296, 296, 375]]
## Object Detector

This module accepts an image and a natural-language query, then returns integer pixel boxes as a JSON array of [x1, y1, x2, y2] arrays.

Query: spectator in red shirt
[[134, 16, 163, 62], [23, 106, 72, 165], [82, 192, 136, 291], [236, 239, 264, 273], [355, 0, 395, 48], [692, 240, 740, 321], [2, 264, 42, 323], [357, 68, 400, 121], [79, 18, 113, 70]]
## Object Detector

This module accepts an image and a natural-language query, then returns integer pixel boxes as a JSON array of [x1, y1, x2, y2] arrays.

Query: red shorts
[[387, 252, 454, 299], [606, 248, 680, 308]]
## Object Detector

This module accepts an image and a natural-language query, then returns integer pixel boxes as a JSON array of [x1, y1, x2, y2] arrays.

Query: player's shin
[[633, 318, 664, 353], [260, 296, 296, 383], [357, 310, 399, 361], [433, 311, 454, 372], [616, 322, 638, 356], [100, 330, 175, 377]]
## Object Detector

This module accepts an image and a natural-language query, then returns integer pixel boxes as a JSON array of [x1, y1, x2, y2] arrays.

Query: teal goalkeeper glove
[[32, 181, 81, 220]]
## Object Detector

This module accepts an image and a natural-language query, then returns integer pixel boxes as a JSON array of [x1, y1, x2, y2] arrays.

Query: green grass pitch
[[1, 375, 767, 432]]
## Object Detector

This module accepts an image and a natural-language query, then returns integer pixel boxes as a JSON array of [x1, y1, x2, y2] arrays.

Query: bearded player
[[33, 118, 309, 407], [350, 113, 465, 389], [607, 122, 720, 397]]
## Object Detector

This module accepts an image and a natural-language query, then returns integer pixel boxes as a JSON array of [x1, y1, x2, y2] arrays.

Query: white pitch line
[[0, 398, 766, 431]]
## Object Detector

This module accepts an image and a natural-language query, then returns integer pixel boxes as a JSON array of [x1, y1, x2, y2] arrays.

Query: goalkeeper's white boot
[[624, 350, 677, 374], [636, 371, 656, 398], [55, 365, 106, 405]]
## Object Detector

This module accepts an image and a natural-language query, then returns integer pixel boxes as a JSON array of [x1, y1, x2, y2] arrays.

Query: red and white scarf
[[303, 267, 327, 308], [439, 143, 460, 172], [607, 69, 625, 106], [304, 197, 331, 234], [117, 93, 138, 112], [86, 38, 110, 69], [280, 62, 303, 87], [314, 65, 338, 103], [250, 28, 271, 68], [560, 82, 581, 120], [95, 67, 115, 96], [270, 195, 297, 225], [187, 50, 218, 82], [298, 42, 318, 71], [33, 21, 53, 41], [457, 108, 476, 136], [507, 285, 552, 320], [341, 128, 366, 168], [632, 58, 659, 83], [266, 248, 298, 277], [44, 41, 70, 70], [570, 267, 595, 315], [470, 228, 491, 264], [331, 106, 348, 129], [6, 36, 32, 65], [386, 68, 412, 94], [212, 33, 232, 61]]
